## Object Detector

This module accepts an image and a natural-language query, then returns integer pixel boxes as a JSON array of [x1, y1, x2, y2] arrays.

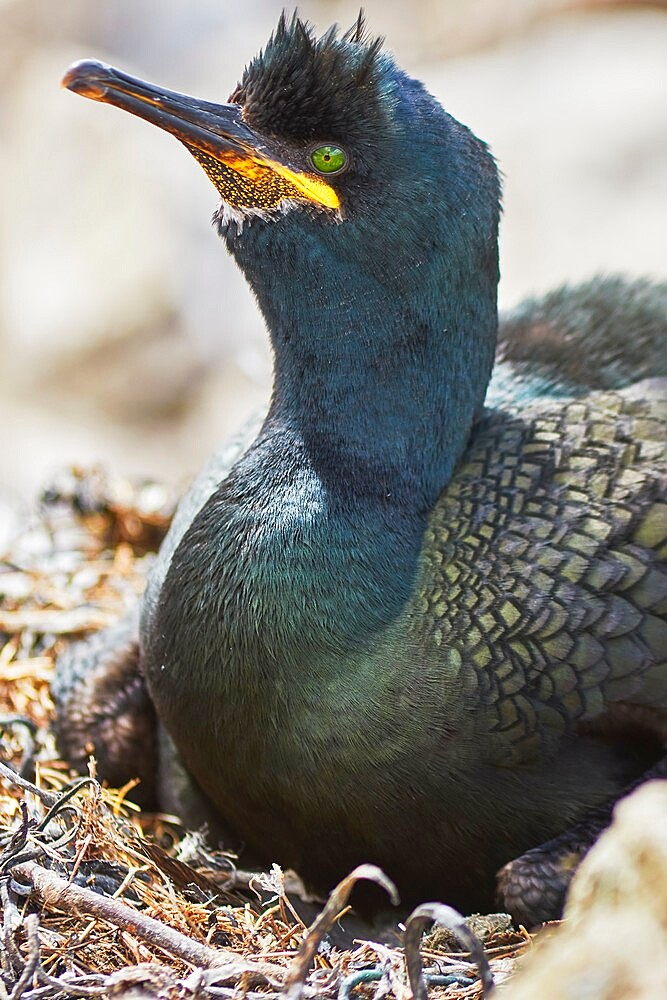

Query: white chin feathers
[[216, 197, 342, 238], [216, 197, 301, 236]]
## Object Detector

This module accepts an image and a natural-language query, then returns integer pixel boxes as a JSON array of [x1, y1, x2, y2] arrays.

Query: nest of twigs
[[0, 469, 537, 999]]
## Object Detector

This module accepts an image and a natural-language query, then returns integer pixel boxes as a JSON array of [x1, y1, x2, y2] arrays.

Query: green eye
[[310, 144, 347, 175]]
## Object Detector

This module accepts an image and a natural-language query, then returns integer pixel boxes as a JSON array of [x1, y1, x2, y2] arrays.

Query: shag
[[55, 14, 667, 926]]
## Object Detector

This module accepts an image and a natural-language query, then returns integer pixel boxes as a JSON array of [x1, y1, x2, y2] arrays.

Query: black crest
[[230, 11, 390, 143]]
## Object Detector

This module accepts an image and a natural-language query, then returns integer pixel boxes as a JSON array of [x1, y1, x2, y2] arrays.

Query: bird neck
[[159, 207, 500, 693], [230, 216, 499, 510]]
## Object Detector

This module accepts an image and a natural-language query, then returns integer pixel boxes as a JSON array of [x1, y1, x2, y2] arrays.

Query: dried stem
[[11, 860, 284, 980], [404, 903, 494, 998], [0, 761, 58, 809], [284, 864, 399, 1000]]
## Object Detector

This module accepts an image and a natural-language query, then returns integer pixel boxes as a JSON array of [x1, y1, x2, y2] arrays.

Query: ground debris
[[41, 466, 175, 555], [0, 468, 537, 999]]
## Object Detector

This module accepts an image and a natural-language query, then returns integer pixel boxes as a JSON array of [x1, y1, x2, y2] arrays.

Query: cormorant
[[55, 14, 667, 926]]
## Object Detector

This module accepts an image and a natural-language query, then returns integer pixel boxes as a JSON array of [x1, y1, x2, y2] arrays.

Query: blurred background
[[1, 0, 666, 540]]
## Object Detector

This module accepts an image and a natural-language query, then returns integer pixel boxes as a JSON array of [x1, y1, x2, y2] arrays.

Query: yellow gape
[[186, 145, 340, 211]]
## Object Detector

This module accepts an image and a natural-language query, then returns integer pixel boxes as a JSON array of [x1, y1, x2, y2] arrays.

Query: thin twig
[[0, 762, 58, 809], [1, 880, 24, 979], [11, 860, 285, 980], [34, 968, 108, 997], [9, 913, 40, 1000]]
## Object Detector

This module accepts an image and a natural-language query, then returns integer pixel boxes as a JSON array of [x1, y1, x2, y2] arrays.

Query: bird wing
[[492, 277, 667, 407], [411, 386, 667, 763]]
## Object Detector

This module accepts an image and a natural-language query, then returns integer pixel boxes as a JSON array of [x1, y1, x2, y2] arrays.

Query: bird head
[[62, 13, 499, 268]]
